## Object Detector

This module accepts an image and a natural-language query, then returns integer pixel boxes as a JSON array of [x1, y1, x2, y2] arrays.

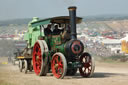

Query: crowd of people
[[85, 40, 114, 57]]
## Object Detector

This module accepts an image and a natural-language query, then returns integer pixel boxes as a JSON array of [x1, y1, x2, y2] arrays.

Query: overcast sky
[[0, 0, 128, 21]]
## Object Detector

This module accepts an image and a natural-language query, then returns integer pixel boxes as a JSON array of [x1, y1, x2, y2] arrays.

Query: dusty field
[[0, 57, 128, 85]]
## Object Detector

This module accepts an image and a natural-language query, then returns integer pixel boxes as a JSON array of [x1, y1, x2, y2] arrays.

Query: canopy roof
[[31, 16, 82, 27]]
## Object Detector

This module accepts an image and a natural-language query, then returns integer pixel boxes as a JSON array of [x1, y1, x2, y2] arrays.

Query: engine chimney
[[68, 6, 77, 39]]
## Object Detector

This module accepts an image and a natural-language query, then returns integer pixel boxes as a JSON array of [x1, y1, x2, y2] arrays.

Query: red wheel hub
[[33, 42, 42, 75], [51, 55, 63, 78], [79, 53, 92, 77]]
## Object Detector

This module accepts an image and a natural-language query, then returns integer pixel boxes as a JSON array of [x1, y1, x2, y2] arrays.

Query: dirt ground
[[0, 57, 128, 85]]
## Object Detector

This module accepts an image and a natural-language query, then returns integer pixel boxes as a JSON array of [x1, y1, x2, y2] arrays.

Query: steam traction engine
[[18, 6, 95, 79]]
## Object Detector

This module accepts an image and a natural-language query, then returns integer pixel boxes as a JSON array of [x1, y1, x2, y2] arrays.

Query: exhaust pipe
[[68, 6, 77, 39]]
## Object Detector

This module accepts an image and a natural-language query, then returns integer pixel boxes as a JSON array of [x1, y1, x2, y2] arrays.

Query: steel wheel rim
[[19, 60, 23, 72], [79, 53, 92, 77], [51, 55, 64, 78], [33, 42, 42, 75], [24, 60, 28, 74]]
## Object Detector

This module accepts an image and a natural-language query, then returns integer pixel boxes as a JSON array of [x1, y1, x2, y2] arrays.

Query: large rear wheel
[[79, 52, 95, 77], [51, 53, 67, 79], [33, 41, 48, 76]]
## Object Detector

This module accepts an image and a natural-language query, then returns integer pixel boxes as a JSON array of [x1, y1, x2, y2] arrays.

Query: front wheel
[[51, 52, 67, 79], [79, 52, 95, 77], [19, 60, 23, 72], [24, 59, 28, 74]]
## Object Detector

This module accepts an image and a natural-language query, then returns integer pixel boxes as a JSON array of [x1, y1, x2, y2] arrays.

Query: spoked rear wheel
[[33, 41, 48, 76], [51, 53, 67, 79], [79, 52, 95, 77]]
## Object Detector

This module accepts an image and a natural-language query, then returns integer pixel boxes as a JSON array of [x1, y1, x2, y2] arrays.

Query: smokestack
[[68, 6, 77, 39]]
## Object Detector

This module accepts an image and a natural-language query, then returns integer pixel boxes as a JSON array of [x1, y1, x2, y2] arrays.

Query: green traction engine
[[18, 6, 95, 79]]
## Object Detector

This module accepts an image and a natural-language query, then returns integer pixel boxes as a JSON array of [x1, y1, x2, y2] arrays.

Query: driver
[[44, 24, 52, 35], [53, 25, 63, 35]]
